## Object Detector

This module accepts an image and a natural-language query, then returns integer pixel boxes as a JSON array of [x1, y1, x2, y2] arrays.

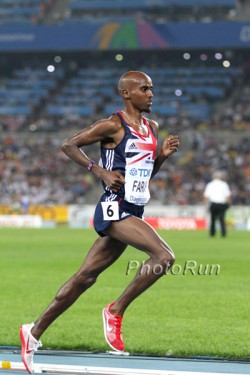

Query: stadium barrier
[[0, 215, 42, 228], [145, 217, 206, 230], [0, 205, 249, 230], [0, 205, 67, 224]]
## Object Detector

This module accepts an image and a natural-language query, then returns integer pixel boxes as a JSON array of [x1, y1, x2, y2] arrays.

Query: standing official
[[204, 171, 232, 237]]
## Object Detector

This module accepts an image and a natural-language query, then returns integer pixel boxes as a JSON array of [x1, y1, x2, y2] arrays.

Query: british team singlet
[[99, 110, 157, 206]]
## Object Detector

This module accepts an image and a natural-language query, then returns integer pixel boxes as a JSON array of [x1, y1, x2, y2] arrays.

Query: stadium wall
[[0, 21, 249, 51], [0, 205, 249, 231]]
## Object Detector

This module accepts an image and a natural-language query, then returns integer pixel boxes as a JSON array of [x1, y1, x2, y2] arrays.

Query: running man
[[20, 71, 180, 373]]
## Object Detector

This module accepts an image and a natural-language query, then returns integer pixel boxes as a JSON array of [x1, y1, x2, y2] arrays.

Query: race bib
[[101, 201, 119, 221]]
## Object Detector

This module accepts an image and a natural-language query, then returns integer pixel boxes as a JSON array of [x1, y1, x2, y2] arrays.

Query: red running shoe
[[102, 302, 125, 352]]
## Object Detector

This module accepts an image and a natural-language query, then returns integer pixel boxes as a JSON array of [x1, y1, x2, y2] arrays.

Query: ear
[[123, 89, 130, 98]]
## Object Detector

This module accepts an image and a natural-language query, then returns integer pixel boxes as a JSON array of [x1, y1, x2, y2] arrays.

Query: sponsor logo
[[25, 336, 33, 354], [129, 168, 138, 176], [130, 196, 148, 204], [128, 142, 137, 150], [106, 323, 113, 332], [121, 212, 130, 218], [138, 168, 151, 177]]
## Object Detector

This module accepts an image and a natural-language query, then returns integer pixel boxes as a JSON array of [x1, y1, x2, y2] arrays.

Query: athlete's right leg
[[31, 236, 127, 340]]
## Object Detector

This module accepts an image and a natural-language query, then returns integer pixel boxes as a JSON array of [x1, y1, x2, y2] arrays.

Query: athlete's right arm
[[61, 117, 125, 191]]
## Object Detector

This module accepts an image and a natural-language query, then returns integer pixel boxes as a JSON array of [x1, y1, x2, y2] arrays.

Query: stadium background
[[0, 0, 250, 230], [0, 0, 250, 362]]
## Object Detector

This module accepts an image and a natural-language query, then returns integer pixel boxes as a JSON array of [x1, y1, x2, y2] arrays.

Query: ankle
[[30, 327, 39, 341], [109, 302, 124, 317]]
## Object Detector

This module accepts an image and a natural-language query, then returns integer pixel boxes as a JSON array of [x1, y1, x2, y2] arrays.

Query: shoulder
[[144, 117, 159, 136], [108, 114, 123, 129], [91, 114, 123, 137]]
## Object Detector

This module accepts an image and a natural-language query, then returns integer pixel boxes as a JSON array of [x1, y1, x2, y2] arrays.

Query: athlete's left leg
[[104, 216, 175, 316]]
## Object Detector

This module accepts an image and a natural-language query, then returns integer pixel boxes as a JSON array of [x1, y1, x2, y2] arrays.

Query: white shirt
[[204, 179, 231, 204]]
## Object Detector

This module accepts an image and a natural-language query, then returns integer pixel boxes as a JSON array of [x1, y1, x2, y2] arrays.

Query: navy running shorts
[[94, 193, 144, 237]]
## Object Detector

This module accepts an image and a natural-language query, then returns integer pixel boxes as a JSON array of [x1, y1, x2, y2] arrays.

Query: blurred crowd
[[31, 0, 56, 25], [150, 132, 250, 205], [0, 134, 97, 209], [0, 128, 249, 209], [0, 0, 238, 26], [1, 59, 249, 208], [0, 0, 249, 209]]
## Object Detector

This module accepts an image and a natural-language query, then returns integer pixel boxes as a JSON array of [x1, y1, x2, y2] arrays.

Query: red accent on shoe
[[102, 302, 125, 352], [20, 323, 42, 374], [20, 325, 32, 374]]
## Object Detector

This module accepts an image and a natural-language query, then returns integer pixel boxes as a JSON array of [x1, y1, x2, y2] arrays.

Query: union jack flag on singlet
[[99, 110, 157, 206]]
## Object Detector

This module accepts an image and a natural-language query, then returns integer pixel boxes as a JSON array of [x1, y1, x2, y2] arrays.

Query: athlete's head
[[118, 71, 153, 113]]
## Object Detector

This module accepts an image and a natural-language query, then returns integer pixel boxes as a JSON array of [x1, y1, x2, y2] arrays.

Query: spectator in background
[[204, 170, 232, 237]]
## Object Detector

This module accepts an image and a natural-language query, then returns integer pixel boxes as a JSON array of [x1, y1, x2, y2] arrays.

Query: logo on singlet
[[121, 212, 130, 218], [128, 142, 137, 150], [129, 168, 138, 176]]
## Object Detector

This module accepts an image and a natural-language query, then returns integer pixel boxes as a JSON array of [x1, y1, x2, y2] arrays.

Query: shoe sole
[[102, 308, 124, 353], [20, 326, 32, 374]]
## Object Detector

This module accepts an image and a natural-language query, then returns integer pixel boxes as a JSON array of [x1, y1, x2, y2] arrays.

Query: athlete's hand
[[161, 135, 180, 157], [101, 170, 125, 192]]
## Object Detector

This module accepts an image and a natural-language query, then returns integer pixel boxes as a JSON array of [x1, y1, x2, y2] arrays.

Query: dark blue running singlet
[[94, 110, 157, 236]]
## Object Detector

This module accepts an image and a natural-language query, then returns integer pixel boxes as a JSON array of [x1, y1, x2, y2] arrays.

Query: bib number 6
[[101, 201, 119, 221]]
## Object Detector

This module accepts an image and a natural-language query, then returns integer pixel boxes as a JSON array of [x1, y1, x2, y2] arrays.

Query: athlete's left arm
[[150, 120, 180, 179]]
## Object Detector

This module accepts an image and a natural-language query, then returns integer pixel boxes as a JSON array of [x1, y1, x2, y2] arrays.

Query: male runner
[[20, 71, 180, 373]]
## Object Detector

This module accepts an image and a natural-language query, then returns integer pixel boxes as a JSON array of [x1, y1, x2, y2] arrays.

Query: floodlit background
[[0, 0, 249, 216], [0, 0, 250, 359]]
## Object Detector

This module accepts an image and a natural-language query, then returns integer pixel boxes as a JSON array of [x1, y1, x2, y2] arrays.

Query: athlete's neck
[[121, 109, 142, 127], [121, 109, 148, 136]]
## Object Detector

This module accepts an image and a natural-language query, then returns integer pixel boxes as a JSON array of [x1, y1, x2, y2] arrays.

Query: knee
[[153, 249, 175, 271], [163, 244, 175, 268], [159, 253, 175, 269], [168, 253, 175, 268]]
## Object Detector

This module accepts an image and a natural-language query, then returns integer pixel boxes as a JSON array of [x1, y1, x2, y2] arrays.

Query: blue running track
[[1, 348, 250, 375]]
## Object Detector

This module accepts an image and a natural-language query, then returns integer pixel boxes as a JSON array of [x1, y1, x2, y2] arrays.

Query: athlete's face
[[126, 75, 154, 113]]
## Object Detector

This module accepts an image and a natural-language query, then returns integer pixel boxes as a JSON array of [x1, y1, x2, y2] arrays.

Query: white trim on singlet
[[105, 149, 114, 171], [105, 193, 118, 202]]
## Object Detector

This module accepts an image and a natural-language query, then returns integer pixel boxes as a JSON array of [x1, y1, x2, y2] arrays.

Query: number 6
[[101, 201, 119, 221], [107, 205, 114, 217]]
